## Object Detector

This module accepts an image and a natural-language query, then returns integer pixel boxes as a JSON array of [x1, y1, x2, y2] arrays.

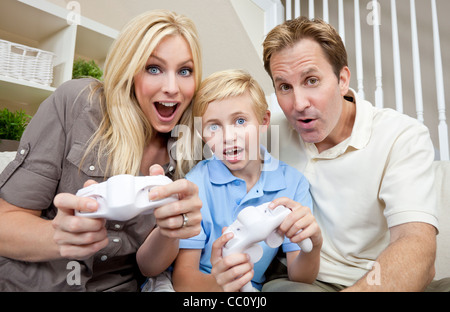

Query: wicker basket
[[0, 39, 55, 86]]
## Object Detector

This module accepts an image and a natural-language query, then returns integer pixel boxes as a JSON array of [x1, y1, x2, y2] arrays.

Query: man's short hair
[[263, 16, 348, 80]]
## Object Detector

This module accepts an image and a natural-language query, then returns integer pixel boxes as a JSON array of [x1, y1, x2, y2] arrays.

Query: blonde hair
[[85, 10, 202, 179], [263, 16, 347, 80], [193, 69, 268, 123]]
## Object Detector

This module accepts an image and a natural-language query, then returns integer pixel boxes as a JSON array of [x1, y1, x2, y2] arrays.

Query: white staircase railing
[[262, 0, 449, 160]]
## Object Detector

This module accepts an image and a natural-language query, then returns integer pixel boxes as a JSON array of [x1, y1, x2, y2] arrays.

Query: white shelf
[[0, 0, 119, 113], [0, 75, 55, 114]]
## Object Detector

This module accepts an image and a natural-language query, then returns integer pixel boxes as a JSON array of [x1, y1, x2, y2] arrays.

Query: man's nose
[[293, 88, 311, 112]]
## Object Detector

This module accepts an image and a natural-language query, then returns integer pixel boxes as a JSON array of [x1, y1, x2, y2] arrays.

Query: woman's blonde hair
[[193, 69, 268, 122], [85, 10, 202, 179]]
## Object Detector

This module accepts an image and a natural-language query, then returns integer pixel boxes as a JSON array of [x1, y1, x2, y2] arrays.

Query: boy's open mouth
[[224, 147, 244, 157]]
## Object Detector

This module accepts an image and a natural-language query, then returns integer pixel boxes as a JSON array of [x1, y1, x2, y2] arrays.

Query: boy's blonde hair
[[85, 10, 202, 179], [193, 69, 268, 123]]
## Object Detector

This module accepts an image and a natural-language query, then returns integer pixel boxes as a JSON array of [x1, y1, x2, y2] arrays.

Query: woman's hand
[[52, 180, 109, 260], [147, 165, 202, 239], [210, 230, 254, 292]]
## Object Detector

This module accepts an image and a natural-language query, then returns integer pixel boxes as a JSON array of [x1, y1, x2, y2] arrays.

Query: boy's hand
[[210, 228, 254, 292], [269, 197, 322, 250]]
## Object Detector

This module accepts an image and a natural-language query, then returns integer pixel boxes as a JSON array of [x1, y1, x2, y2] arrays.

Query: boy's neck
[[231, 159, 263, 192]]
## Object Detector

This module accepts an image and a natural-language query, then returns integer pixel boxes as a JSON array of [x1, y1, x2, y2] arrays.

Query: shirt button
[[168, 165, 174, 172], [114, 224, 121, 229], [89, 165, 95, 171], [112, 238, 120, 243], [100, 255, 108, 261], [20, 149, 26, 155]]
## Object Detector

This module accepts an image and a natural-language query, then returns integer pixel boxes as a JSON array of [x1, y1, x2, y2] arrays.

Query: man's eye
[[279, 84, 291, 91], [306, 77, 319, 86]]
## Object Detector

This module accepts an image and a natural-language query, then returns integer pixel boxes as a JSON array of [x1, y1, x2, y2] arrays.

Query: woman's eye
[[146, 66, 161, 75], [179, 67, 193, 77]]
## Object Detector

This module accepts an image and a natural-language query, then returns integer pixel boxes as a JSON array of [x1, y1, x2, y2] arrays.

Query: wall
[[46, 0, 273, 92], [45, 0, 449, 158]]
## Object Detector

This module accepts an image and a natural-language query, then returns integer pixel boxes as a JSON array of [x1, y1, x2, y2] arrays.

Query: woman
[[0, 10, 202, 291]]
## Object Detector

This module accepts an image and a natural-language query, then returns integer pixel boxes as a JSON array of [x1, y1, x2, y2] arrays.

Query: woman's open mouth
[[154, 101, 179, 122]]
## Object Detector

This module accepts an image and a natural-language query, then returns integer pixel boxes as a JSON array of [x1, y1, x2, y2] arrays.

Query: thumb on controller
[[149, 164, 165, 176]]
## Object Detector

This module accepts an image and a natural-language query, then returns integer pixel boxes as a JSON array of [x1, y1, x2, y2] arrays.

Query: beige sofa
[[0, 152, 448, 280], [434, 160, 450, 280]]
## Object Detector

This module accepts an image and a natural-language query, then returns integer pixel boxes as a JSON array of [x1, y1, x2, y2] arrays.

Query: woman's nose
[[162, 72, 180, 95]]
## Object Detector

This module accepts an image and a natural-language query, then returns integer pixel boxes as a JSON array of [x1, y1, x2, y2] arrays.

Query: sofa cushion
[[434, 161, 450, 279], [0, 151, 16, 174]]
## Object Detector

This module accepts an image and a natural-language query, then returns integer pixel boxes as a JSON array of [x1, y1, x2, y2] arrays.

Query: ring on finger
[[181, 213, 188, 228]]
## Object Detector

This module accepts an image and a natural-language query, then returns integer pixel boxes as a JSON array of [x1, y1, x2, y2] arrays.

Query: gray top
[[0, 78, 163, 291]]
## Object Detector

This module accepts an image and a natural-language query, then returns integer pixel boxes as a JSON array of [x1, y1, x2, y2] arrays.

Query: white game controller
[[75, 174, 178, 221], [222, 202, 313, 292]]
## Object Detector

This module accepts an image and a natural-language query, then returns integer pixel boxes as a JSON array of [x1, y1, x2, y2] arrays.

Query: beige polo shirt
[[270, 89, 439, 286]]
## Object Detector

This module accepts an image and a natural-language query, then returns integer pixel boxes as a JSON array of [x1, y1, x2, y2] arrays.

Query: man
[[262, 16, 447, 291]]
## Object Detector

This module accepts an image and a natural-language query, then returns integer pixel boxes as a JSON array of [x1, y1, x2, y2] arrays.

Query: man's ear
[[339, 66, 351, 96]]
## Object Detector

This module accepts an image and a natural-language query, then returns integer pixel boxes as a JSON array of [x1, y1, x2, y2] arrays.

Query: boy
[[172, 69, 322, 291]]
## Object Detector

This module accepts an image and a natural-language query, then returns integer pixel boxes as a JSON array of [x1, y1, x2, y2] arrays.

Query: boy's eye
[[236, 118, 246, 126], [209, 124, 220, 132]]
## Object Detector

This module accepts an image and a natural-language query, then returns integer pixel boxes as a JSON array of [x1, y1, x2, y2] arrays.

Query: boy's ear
[[260, 110, 271, 133]]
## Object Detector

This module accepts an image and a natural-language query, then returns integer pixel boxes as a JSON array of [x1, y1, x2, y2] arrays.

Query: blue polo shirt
[[180, 146, 313, 290]]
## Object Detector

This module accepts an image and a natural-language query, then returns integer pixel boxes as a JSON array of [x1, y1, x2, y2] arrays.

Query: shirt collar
[[304, 88, 373, 158], [207, 145, 286, 192], [346, 89, 373, 150]]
